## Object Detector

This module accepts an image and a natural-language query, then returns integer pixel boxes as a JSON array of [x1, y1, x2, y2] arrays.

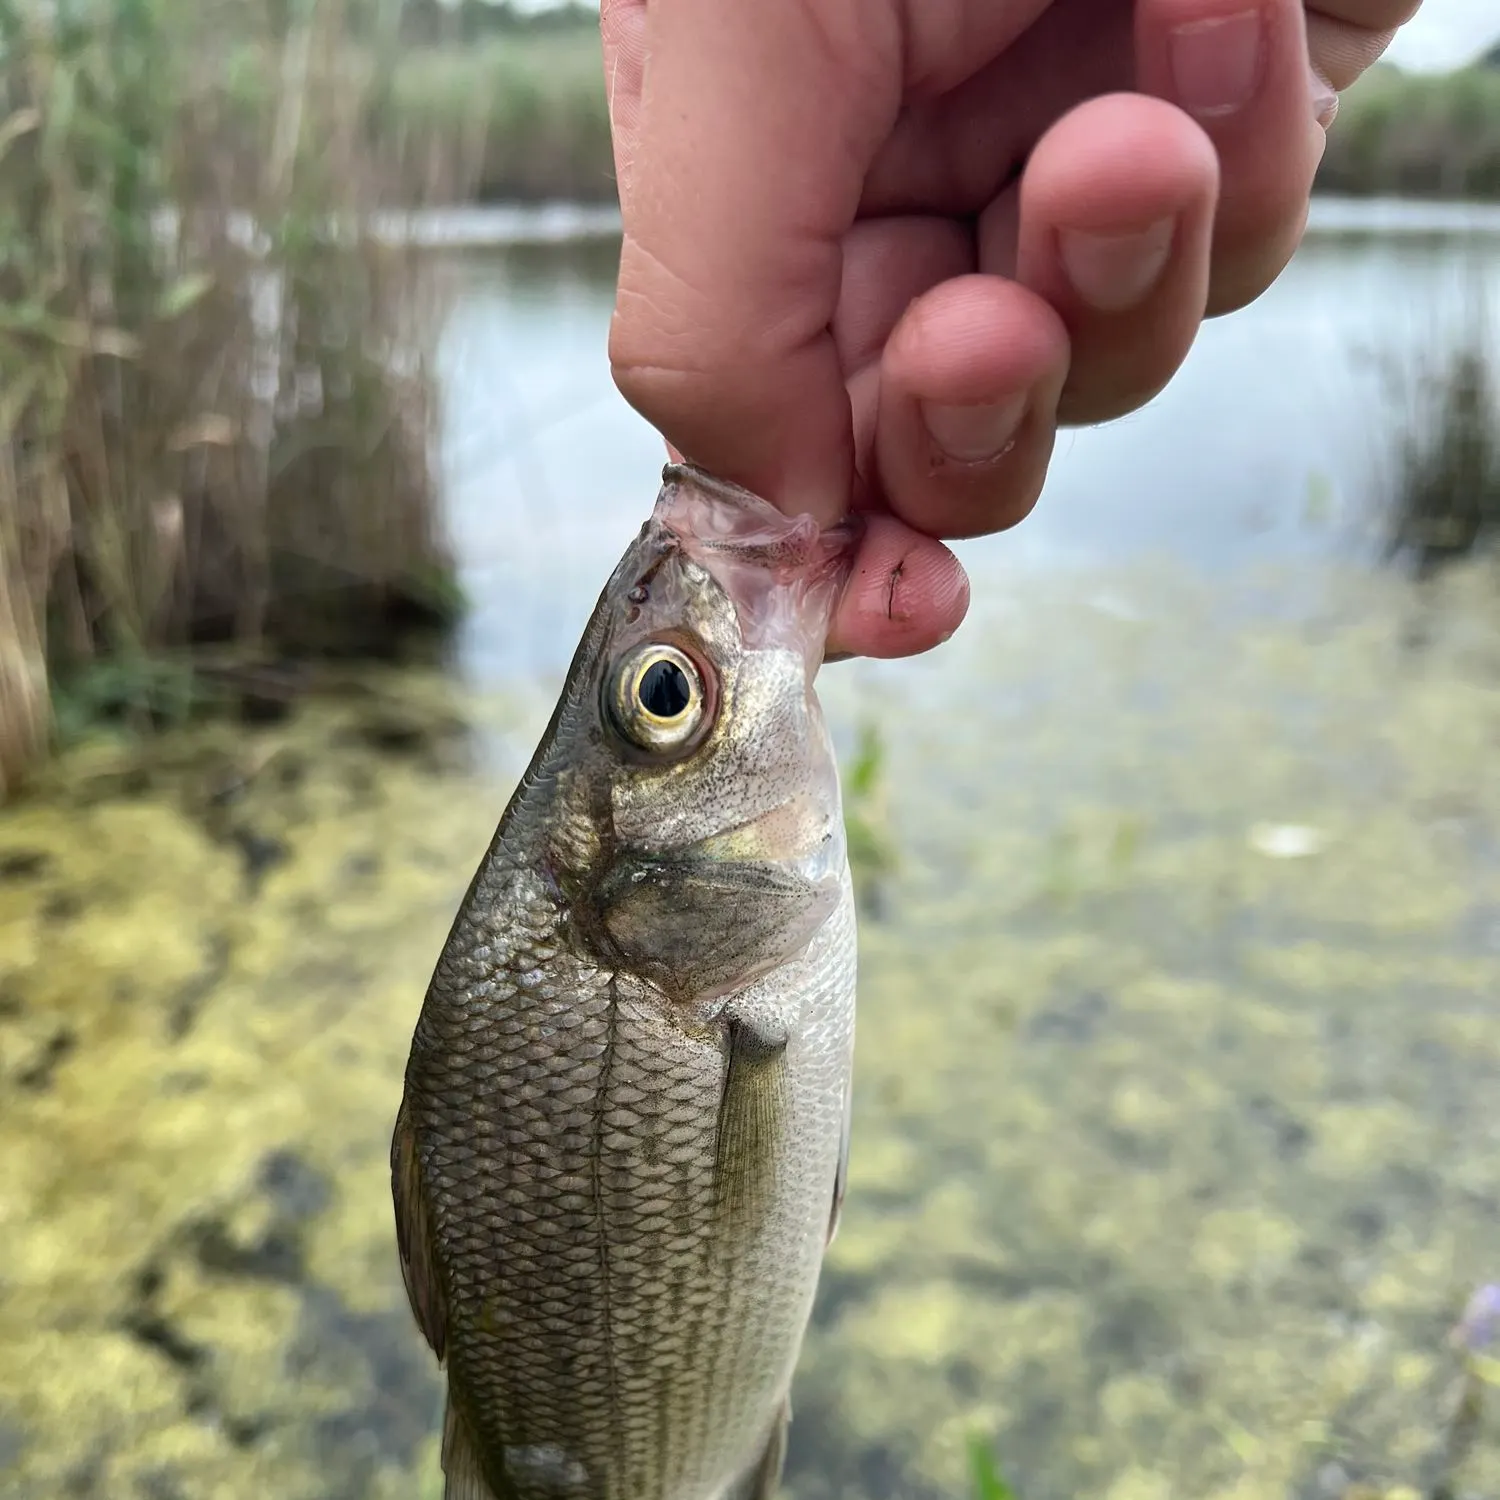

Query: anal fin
[[720, 1398, 791, 1500], [442, 1396, 505, 1500]]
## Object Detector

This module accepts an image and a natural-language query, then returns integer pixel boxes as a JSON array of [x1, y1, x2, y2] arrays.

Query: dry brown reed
[[0, 0, 471, 799]]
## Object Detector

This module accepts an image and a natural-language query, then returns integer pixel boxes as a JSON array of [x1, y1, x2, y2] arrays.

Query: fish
[[391, 463, 861, 1500]]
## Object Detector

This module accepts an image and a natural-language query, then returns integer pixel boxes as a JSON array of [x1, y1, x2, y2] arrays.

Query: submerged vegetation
[[5, 563, 1500, 1498], [0, 0, 472, 799], [844, 718, 900, 917]]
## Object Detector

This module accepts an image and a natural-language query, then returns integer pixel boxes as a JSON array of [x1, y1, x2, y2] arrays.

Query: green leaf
[[156, 270, 215, 320], [968, 1435, 1019, 1500], [847, 719, 885, 799]]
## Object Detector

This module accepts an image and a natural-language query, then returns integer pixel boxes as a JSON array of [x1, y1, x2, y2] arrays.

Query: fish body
[[392, 466, 859, 1500]]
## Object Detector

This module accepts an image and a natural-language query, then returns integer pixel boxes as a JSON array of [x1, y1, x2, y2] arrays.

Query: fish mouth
[[651, 464, 860, 665], [656, 462, 861, 568]]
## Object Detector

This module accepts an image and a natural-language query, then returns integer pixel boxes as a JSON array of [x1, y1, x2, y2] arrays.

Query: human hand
[[602, 0, 1419, 660]]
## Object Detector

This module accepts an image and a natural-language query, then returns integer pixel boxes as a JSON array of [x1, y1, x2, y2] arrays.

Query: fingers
[[872, 275, 1070, 540], [831, 215, 976, 497], [832, 216, 975, 375], [1304, 0, 1420, 32], [1136, 0, 1328, 317], [1008, 92, 1219, 426], [599, 0, 649, 205], [604, 0, 904, 526], [825, 514, 971, 661], [1304, 10, 1397, 93]]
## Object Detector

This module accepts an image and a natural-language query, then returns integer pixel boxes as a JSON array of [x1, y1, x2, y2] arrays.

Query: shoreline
[[150, 194, 1500, 257]]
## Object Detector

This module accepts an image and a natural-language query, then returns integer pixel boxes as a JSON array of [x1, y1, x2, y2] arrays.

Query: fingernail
[[1169, 8, 1263, 119], [1310, 64, 1338, 127], [920, 392, 1027, 465], [1058, 218, 1175, 313]]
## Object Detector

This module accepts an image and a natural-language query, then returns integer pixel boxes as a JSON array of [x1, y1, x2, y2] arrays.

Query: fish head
[[538, 464, 858, 1006]]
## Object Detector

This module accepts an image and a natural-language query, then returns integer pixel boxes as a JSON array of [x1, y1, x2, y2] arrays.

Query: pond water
[[435, 201, 1500, 686], [4, 203, 1500, 1500]]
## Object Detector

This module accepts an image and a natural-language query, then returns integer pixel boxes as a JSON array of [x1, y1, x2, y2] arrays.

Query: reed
[[1380, 287, 1500, 574], [0, 0, 468, 799]]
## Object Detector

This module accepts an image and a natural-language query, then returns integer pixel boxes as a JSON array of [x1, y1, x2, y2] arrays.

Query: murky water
[[4, 205, 1500, 1500]]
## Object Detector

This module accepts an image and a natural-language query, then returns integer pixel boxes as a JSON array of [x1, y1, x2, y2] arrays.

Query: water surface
[[435, 204, 1500, 684]]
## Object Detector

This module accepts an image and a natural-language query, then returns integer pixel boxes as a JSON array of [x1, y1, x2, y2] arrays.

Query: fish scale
[[394, 466, 859, 1500]]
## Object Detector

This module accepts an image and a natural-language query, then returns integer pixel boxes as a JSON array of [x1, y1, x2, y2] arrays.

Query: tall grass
[[0, 0, 470, 798], [1380, 282, 1500, 574], [383, 32, 613, 204]]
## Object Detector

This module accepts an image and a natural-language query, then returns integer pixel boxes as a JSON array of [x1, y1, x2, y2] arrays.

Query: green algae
[[2, 557, 1500, 1499], [802, 555, 1500, 1500], [0, 668, 531, 1499]]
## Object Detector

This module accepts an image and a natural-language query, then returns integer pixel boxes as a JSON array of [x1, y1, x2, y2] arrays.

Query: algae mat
[[2, 558, 1499, 1500]]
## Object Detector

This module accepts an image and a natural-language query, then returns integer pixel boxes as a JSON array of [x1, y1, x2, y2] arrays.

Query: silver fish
[[392, 464, 859, 1500]]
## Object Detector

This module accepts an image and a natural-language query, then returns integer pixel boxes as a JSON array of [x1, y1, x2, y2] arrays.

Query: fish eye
[[606, 642, 713, 755]]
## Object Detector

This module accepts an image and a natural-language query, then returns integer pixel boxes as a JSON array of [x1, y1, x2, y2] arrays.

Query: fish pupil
[[639, 659, 692, 719]]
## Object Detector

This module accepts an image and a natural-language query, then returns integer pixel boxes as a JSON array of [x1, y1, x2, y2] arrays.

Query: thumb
[[601, 0, 901, 525], [600, 0, 648, 212]]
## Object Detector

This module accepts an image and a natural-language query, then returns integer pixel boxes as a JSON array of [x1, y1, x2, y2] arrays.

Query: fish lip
[[655, 463, 862, 575], [651, 464, 861, 665]]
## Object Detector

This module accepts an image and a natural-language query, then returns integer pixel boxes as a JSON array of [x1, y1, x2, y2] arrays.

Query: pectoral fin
[[391, 1095, 447, 1361], [827, 1077, 852, 1247], [720, 1398, 791, 1500], [599, 856, 836, 1000], [713, 1001, 793, 1228]]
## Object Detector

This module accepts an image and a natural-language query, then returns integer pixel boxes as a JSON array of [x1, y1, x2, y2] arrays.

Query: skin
[[600, 0, 1424, 662]]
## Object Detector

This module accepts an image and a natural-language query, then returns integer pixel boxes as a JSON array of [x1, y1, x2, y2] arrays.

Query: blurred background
[[5, 3, 1500, 1498]]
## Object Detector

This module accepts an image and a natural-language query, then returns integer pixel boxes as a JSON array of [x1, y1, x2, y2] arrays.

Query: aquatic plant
[[842, 717, 899, 916], [0, 0, 468, 797], [1381, 304, 1500, 575], [968, 1433, 1021, 1500]]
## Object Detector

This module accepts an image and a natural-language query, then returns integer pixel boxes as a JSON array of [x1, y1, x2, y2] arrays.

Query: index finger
[[603, 0, 901, 524]]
